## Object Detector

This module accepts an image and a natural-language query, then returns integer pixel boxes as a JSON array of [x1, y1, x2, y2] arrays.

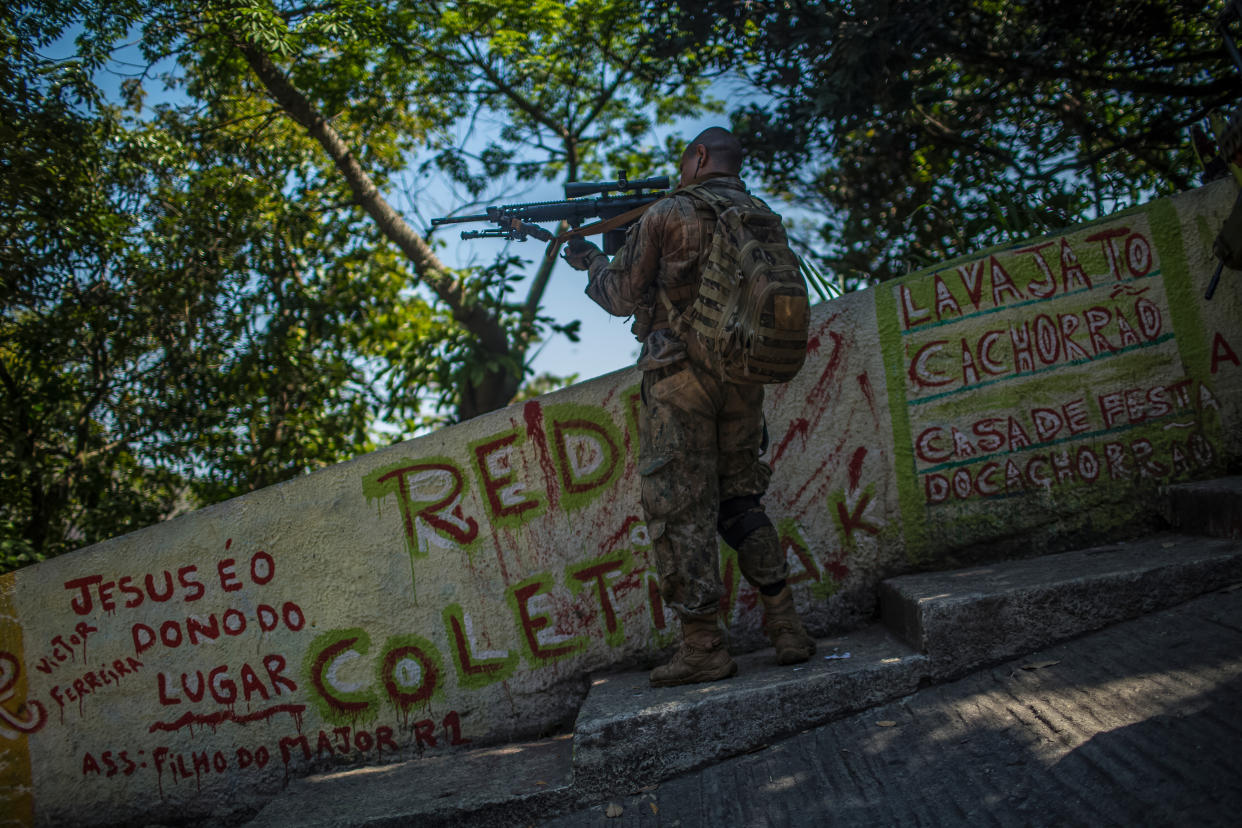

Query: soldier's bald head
[[684, 127, 743, 175]]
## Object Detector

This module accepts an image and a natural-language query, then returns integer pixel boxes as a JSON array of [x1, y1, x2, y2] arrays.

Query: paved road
[[542, 587, 1242, 827]]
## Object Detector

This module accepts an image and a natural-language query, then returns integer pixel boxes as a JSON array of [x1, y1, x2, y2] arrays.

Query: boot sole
[[649, 660, 739, 688]]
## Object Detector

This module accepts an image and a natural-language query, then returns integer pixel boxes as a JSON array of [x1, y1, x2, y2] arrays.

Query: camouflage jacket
[[584, 174, 757, 371]]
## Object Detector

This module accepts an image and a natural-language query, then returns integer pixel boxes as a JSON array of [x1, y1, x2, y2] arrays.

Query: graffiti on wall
[[879, 202, 1226, 549], [3, 182, 1238, 826], [0, 363, 866, 824], [0, 539, 481, 820], [356, 380, 863, 684]]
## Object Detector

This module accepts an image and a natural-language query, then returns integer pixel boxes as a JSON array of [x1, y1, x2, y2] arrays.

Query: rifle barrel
[[430, 213, 490, 226]]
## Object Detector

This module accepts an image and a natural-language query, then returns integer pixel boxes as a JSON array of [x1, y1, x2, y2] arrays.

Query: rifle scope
[[564, 175, 669, 199]]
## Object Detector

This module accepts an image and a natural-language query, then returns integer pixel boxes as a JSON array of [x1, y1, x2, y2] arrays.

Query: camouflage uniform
[[585, 174, 788, 620]]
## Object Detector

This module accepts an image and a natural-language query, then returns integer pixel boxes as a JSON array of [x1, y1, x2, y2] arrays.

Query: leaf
[[605, 803, 623, 818], [876, 720, 897, 727]]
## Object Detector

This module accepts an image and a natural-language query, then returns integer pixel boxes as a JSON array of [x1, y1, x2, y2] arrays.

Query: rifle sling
[[544, 198, 664, 260]]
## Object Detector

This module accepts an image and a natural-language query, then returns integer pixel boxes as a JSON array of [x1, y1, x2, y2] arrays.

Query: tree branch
[[961, 47, 1237, 100], [522, 220, 566, 326], [462, 38, 568, 140], [230, 33, 514, 358]]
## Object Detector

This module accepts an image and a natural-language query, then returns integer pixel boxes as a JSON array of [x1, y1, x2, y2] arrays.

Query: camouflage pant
[[639, 362, 788, 620]]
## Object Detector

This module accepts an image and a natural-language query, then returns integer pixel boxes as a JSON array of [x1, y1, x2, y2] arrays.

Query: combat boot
[[649, 616, 737, 687], [760, 585, 816, 664]]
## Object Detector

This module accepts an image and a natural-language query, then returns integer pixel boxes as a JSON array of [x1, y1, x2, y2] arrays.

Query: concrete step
[[1164, 475, 1242, 539], [251, 531, 1242, 827], [253, 732, 576, 828], [570, 623, 926, 798], [253, 626, 929, 827], [542, 588, 1242, 827], [574, 531, 1242, 802], [880, 532, 1242, 679]]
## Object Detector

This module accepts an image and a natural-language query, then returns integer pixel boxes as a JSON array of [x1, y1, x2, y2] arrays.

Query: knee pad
[[717, 494, 772, 550]]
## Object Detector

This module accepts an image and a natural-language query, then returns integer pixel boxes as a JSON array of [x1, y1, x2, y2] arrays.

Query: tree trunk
[[231, 36, 525, 423], [458, 366, 522, 423]]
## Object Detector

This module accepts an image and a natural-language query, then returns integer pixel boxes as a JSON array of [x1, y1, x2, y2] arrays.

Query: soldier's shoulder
[[643, 191, 700, 223]]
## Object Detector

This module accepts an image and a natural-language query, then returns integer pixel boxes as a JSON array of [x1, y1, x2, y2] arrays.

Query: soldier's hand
[[562, 238, 602, 271]]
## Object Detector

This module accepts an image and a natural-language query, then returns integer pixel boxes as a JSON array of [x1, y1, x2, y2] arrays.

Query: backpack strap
[[656, 183, 747, 336], [677, 181, 735, 215]]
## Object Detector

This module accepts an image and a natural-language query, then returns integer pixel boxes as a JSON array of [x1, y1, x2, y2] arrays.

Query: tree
[[129, 0, 712, 421], [650, 0, 1240, 283], [1, 2, 437, 570], [0, 76, 178, 568], [395, 0, 718, 418], [2, 0, 713, 569], [0, 7, 203, 568]]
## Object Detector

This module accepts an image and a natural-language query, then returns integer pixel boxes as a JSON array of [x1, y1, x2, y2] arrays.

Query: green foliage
[[424, 0, 718, 185], [651, 0, 1240, 284], [0, 1, 446, 570], [170, 0, 710, 423], [2, 6, 184, 569], [2, 0, 714, 570]]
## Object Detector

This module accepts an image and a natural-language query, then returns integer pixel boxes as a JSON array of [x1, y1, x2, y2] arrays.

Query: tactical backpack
[[660, 183, 810, 384]]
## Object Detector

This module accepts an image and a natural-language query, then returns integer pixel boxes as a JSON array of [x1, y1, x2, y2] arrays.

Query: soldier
[[563, 127, 816, 687]]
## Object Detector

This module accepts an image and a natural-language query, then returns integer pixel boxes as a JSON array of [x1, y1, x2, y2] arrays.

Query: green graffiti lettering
[[505, 574, 588, 664], [303, 629, 379, 725], [442, 604, 517, 690], [544, 403, 624, 511], [566, 552, 634, 648], [470, 429, 545, 529]]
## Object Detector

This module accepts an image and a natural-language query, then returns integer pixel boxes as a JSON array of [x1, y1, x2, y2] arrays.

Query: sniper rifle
[[430, 174, 670, 255]]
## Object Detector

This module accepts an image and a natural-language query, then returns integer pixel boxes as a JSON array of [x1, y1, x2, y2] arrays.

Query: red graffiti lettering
[[1211, 332, 1240, 374], [835, 492, 881, 538], [376, 463, 479, 550]]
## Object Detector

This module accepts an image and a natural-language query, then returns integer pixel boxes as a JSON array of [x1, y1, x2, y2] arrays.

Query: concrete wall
[[1, 179, 1239, 826]]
